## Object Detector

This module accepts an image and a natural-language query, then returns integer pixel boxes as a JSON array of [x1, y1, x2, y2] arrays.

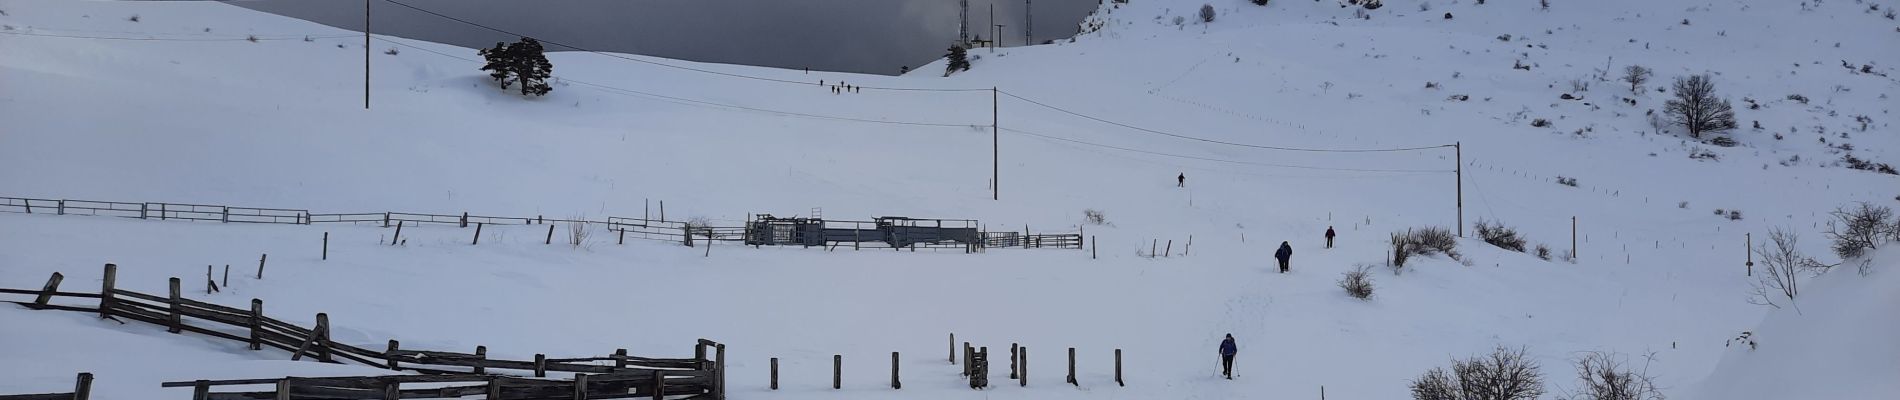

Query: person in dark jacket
[[1178, 173, 1186, 187], [1325, 226, 1336, 249], [1275, 241, 1293, 273], [1219, 334, 1237, 379]]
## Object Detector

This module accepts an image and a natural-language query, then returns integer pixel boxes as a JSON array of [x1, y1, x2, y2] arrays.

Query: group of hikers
[[819, 79, 860, 94], [1177, 173, 1338, 274]]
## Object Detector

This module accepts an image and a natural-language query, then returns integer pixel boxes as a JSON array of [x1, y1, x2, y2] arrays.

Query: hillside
[[1, 0, 1895, 399]]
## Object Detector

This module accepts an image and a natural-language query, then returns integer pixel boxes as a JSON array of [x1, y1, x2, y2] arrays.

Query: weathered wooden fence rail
[[162, 370, 718, 400], [0, 372, 92, 400], [1, 265, 725, 399]]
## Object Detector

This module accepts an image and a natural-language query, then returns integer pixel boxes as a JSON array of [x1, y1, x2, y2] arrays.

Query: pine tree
[[944, 45, 971, 76], [479, 37, 554, 96], [1664, 74, 1737, 138]]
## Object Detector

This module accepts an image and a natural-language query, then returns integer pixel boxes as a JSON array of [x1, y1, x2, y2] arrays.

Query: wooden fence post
[[73, 373, 93, 400], [221, 206, 228, 223], [386, 340, 400, 370], [167, 277, 183, 333], [962, 343, 972, 376], [614, 349, 628, 369], [222, 265, 230, 289], [474, 346, 487, 374], [381, 381, 399, 400], [1092, 236, 1097, 259], [1009, 343, 1019, 379], [392, 224, 404, 246], [948, 333, 955, 364], [890, 352, 901, 389], [473, 223, 484, 245], [1019, 347, 1028, 387], [715, 344, 726, 398], [535, 354, 547, 377], [1165, 240, 1172, 257], [832, 355, 841, 389], [1114, 349, 1123, 386], [1150, 240, 1157, 258], [56, 200, 64, 215], [191, 380, 210, 400], [33, 272, 63, 308], [275, 379, 290, 400], [571, 373, 588, 400], [256, 254, 267, 279], [1067, 347, 1077, 386], [649, 370, 664, 400], [206, 266, 216, 294], [322, 232, 329, 260], [316, 313, 333, 362], [485, 377, 501, 400], [618, 228, 625, 245], [98, 264, 116, 320], [546, 224, 555, 245], [249, 299, 263, 350], [383, 212, 390, 228], [769, 357, 778, 390], [461, 212, 469, 228]]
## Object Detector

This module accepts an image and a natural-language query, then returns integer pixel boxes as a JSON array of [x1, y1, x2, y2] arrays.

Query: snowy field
[[0, 0, 1895, 399]]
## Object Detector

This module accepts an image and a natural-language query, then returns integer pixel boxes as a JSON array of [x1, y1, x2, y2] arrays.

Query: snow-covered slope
[[0, 0, 1894, 399], [1694, 248, 1900, 399]]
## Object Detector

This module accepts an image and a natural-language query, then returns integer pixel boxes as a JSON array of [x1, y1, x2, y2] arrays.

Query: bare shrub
[[1083, 209, 1108, 225], [1199, 4, 1216, 23], [385, 48, 400, 55], [1558, 351, 1664, 400], [1392, 227, 1459, 267], [1410, 346, 1546, 400], [1826, 202, 1895, 259], [568, 216, 592, 247], [1749, 228, 1826, 309], [1535, 244, 1552, 260], [1339, 265, 1375, 300], [1476, 220, 1527, 252], [128, 14, 140, 22], [1555, 176, 1579, 187], [684, 216, 714, 237]]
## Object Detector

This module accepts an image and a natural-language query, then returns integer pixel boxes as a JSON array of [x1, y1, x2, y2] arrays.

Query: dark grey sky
[[232, 0, 1098, 75]]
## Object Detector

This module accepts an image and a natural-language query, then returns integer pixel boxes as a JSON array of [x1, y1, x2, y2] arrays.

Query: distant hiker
[[820, 79, 825, 86], [1178, 173, 1186, 187], [1219, 334, 1238, 379], [1275, 241, 1293, 273], [1325, 226, 1336, 249]]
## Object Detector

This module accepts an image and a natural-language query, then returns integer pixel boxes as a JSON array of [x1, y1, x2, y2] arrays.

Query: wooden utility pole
[[1455, 142, 1463, 237], [992, 87, 999, 200], [989, 4, 996, 52], [1024, 0, 1033, 46], [364, 0, 370, 110], [1571, 216, 1578, 259]]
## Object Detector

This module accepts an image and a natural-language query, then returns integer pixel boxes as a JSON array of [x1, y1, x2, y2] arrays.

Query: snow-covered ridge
[[0, 0, 1894, 399]]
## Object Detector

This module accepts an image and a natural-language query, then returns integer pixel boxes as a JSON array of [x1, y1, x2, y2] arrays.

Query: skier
[[1275, 241, 1293, 273], [1178, 173, 1186, 187], [1325, 226, 1336, 249], [1219, 334, 1238, 379]]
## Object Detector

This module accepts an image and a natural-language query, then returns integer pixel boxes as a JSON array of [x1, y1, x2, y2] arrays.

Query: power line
[[378, 0, 989, 93], [997, 90, 1453, 153], [1000, 127, 1452, 174], [373, 37, 984, 128], [0, 30, 354, 41]]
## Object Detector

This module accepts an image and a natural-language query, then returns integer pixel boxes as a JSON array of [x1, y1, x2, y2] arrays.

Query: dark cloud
[[232, 0, 1097, 75]]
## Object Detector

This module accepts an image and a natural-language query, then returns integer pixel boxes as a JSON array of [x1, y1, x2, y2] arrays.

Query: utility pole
[[989, 4, 997, 52], [364, 0, 370, 110], [1024, 0, 1033, 46], [992, 87, 1000, 201], [958, 0, 970, 46], [1571, 216, 1578, 259], [1455, 141, 1463, 237], [996, 24, 1007, 48]]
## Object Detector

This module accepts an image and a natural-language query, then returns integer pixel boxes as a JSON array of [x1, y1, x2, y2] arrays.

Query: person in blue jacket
[[1275, 241, 1293, 273], [1219, 334, 1238, 379]]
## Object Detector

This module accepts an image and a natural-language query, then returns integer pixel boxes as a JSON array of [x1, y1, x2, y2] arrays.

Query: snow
[[0, 0, 1895, 399], [1693, 247, 1900, 399]]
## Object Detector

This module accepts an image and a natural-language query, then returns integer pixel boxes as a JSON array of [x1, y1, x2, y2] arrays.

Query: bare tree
[[1559, 351, 1664, 400], [1664, 74, 1737, 138], [1621, 65, 1651, 93], [1748, 228, 1824, 309], [1200, 4, 1217, 23]]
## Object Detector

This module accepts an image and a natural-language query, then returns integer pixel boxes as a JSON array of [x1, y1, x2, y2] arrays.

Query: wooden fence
[[0, 373, 92, 400], [0, 265, 725, 399], [161, 371, 716, 400], [2, 194, 1082, 252]]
